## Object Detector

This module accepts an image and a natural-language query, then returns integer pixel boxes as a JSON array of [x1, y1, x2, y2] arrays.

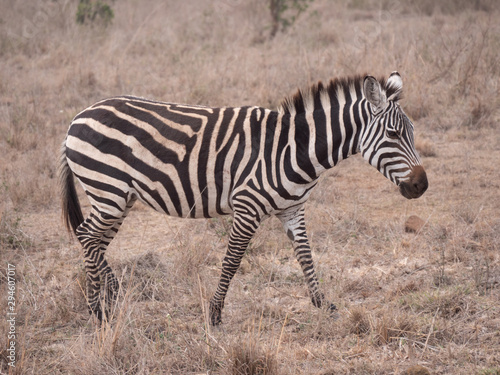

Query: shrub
[[269, 0, 314, 38], [76, 0, 114, 26]]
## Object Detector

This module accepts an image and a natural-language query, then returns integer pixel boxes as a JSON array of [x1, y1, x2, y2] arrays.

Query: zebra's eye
[[386, 129, 399, 139]]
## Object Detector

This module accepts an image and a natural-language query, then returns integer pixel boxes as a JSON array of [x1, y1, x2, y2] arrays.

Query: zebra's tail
[[59, 139, 84, 235]]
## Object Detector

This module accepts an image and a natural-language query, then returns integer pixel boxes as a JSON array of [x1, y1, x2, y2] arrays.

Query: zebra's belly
[[130, 177, 234, 219]]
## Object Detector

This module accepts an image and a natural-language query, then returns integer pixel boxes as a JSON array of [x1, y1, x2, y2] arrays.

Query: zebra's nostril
[[409, 167, 428, 194], [414, 179, 428, 194]]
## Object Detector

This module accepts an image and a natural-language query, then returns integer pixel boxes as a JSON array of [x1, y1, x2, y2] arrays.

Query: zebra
[[59, 71, 428, 325]]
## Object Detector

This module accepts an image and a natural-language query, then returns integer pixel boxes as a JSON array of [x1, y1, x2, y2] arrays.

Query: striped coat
[[60, 72, 428, 324]]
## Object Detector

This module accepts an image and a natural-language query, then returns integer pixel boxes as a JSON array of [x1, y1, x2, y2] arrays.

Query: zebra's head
[[360, 72, 428, 199]]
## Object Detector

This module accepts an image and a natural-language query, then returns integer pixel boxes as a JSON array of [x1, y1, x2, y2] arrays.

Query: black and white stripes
[[60, 71, 427, 324]]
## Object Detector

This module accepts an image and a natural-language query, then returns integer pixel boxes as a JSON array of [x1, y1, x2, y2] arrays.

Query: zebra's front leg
[[209, 211, 260, 326], [277, 207, 337, 315]]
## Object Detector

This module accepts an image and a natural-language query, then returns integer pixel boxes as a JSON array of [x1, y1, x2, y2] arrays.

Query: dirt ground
[[1, 0, 499, 374]]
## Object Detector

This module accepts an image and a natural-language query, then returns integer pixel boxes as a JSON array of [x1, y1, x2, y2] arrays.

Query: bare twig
[[276, 312, 289, 357], [421, 308, 439, 357], [198, 273, 210, 355]]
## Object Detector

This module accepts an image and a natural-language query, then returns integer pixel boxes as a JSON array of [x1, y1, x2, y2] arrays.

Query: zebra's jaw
[[398, 165, 428, 199]]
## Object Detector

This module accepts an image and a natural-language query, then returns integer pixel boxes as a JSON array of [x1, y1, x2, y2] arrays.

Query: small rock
[[403, 365, 431, 375], [405, 215, 425, 233]]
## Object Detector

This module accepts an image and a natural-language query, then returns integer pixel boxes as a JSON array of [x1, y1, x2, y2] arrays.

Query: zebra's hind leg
[[76, 200, 135, 321], [98, 196, 137, 307], [209, 210, 261, 326], [277, 206, 338, 317]]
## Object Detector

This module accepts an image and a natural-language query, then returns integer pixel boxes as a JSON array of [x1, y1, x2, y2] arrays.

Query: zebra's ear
[[386, 71, 403, 101], [363, 75, 386, 111]]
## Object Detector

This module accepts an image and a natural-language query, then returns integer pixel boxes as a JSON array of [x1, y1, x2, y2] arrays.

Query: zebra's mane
[[278, 74, 400, 115]]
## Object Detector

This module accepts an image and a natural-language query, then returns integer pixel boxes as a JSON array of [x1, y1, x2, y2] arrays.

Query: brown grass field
[[1, 0, 499, 374]]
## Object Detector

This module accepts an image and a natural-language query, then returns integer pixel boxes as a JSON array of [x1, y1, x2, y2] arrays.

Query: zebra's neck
[[281, 96, 371, 182]]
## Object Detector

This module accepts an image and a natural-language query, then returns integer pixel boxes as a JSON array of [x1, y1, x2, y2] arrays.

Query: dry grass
[[1, 0, 500, 374]]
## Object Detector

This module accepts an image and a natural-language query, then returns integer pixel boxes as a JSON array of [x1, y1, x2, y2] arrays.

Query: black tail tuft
[[59, 141, 84, 235]]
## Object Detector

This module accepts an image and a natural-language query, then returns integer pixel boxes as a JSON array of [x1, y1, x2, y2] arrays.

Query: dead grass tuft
[[405, 101, 431, 122], [403, 365, 431, 375], [118, 251, 170, 301], [0, 210, 33, 251], [374, 312, 416, 346], [453, 204, 482, 225], [342, 276, 378, 299], [399, 286, 475, 319], [171, 223, 221, 287], [415, 138, 437, 157], [347, 306, 370, 335], [465, 99, 497, 129], [228, 336, 278, 375], [391, 279, 423, 297]]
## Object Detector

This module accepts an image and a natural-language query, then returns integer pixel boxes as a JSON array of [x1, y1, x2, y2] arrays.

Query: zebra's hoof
[[89, 304, 109, 323], [209, 300, 223, 326], [327, 303, 339, 320], [90, 308, 104, 322], [210, 311, 222, 326]]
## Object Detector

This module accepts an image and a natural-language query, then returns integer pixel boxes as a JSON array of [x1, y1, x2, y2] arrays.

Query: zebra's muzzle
[[398, 165, 428, 199]]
